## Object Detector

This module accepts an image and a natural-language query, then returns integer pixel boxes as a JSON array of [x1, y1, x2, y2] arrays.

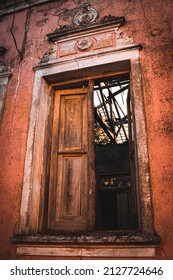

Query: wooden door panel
[[59, 94, 87, 152], [55, 155, 87, 223], [48, 88, 91, 231], [61, 155, 82, 217]]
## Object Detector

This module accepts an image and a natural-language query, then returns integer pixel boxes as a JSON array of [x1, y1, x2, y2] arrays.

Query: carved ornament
[[77, 37, 93, 51], [115, 27, 134, 45], [73, 3, 98, 26]]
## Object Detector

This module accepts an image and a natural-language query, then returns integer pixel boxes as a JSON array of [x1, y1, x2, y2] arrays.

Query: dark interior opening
[[94, 74, 138, 230]]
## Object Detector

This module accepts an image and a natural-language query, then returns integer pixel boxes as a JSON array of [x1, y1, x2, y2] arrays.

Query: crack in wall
[[20, 8, 31, 62], [10, 3, 31, 137], [10, 1, 31, 63], [10, 1, 23, 59]]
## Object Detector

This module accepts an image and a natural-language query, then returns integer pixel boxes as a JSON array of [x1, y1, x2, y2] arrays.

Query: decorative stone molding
[[115, 27, 134, 46], [73, 3, 98, 26], [47, 17, 125, 42], [115, 27, 122, 39], [123, 34, 134, 45], [46, 3, 133, 51], [100, 15, 121, 24], [58, 25, 72, 32], [46, 23, 136, 61], [47, 2, 125, 42], [45, 15, 130, 62]]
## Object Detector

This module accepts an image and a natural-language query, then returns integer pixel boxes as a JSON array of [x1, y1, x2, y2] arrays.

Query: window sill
[[12, 232, 160, 258], [12, 231, 160, 245]]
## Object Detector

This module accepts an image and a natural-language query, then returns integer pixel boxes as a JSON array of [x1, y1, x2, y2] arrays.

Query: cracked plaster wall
[[0, 0, 173, 259]]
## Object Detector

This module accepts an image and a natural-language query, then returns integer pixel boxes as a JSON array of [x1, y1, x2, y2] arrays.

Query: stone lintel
[[34, 44, 142, 71]]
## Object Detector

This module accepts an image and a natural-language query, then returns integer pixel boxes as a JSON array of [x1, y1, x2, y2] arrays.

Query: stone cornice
[[47, 17, 126, 42]]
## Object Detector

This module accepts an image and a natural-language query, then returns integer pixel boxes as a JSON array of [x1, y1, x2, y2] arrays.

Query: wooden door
[[48, 86, 95, 231]]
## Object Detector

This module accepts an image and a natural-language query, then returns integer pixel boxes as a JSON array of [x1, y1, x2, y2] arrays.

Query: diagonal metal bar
[[96, 84, 129, 109], [98, 84, 115, 134], [107, 86, 128, 141], [94, 107, 116, 143], [107, 84, 129, 99]]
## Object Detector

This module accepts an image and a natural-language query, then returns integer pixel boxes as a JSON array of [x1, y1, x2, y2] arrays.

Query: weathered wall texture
[[0, 0, 173, 259]]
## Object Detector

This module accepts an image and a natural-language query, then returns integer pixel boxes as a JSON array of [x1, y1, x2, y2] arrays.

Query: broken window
[[47, 72, 138, 232], [94, 74, 137, 230]]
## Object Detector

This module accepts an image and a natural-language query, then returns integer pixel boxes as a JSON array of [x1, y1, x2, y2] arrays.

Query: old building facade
[[0, 0, 173, 259]]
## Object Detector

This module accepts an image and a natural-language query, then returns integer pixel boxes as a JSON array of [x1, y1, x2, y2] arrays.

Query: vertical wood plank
[[127, 85, 138, 229], [39, 87, 55, 232], [87, 80, 96, 231]]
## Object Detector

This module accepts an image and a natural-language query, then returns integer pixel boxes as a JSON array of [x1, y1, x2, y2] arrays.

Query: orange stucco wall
[[0, 0, 173, 259]]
